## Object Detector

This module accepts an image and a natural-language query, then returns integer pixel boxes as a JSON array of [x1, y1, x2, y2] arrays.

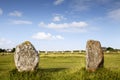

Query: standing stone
[[14, 41, 39, 72], [86, 40, 104, 72]]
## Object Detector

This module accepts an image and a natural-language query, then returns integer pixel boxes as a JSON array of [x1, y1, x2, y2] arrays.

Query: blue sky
[[0, 0, 120, 50]]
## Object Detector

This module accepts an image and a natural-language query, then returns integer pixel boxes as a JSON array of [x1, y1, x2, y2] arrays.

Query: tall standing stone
[[14, 41, 39, 72], [86, 40, 104, 72]]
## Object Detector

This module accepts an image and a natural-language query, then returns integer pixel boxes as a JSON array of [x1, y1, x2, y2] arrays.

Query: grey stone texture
[[14, 41, 39, 72], [86, 40, 104, 72]]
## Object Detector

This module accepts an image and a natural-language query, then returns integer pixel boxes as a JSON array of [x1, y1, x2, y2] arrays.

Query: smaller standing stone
[[14, 41, 39, 72], [86, 40, 104, 72]]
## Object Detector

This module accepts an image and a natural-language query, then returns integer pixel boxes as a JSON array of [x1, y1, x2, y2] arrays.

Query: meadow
[[0, 53, 120, 80]]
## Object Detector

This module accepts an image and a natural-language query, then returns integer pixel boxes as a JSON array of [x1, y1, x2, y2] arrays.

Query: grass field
[[0, 53, 120, 80]]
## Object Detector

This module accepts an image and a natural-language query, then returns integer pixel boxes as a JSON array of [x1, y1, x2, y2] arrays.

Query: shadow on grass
[[71, 67, 120, 80], [9, 67, 120, 80], [9, 68, 67, 80], [39, 68, 67, 72]]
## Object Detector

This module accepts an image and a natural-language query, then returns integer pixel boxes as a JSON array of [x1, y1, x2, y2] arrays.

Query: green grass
[[0, 53, 120, 80]]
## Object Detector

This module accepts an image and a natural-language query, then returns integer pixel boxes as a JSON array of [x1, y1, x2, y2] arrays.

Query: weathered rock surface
[[86, 40, 104, 72], [14, 41, 39, 72]]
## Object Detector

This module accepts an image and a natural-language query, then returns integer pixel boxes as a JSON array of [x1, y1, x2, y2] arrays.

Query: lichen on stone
[[23, 41, 31, 45], [86, 40, 104, 72], [14, 41, 39, 72]]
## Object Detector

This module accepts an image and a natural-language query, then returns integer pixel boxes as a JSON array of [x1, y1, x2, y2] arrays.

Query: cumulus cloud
[[11, 20, 32, 24], [54, 0, 64, 5], [39, 21, 88, 29], [53, 14, 66, 22], [9, 11, 22, 17], [38, 21, 88, 32], [32, 32, 64, 40], [108, 8, 120, 20], [0, 8, 3, 15]]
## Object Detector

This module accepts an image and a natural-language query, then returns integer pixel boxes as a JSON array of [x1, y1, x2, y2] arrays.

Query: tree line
[[0, 48, 15, 53]]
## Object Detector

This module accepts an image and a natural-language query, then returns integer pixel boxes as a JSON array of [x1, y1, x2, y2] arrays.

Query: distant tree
[[11, 48, 15, 52], [81, 50, 86, 53], [73, 50, 79, 52], [0, 48, 6, 53], [106, 47, 114, 51], [0, 48, 3, 53], [3, 49, 6, 52]]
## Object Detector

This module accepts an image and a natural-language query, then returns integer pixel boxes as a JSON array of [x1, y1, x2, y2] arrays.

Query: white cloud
[[39, 21, 88, 29], [54, 0, 64, 5], [53, 15, 66, 22], [9, 11, 22, 17], [0, 38, 15, 49], [39, 22, 46, 26], [32, 32, 64, 40], [108, 8, 120, 20], [0, 8, 3, 15], [38, 21, 88, 33], [53, 16, 61, 22], [56, 35, 64, 39], [11, 20, 32, 24]]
